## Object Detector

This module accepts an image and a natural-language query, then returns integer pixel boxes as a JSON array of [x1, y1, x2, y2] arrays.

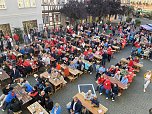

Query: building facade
[[0, 0, 43, 35], [42, 0, 86, 28]]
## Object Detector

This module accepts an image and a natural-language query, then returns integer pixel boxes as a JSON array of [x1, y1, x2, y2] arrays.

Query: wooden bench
[[13, 110, 22, 114], [74, 92, 108, 114], [67, 76, 77, 82]]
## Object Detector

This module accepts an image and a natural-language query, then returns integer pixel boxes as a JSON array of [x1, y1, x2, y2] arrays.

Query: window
[[30, 0, 36, 7], [0, 0, 6, 9], [24, 0, 31, 7], [18, 0, 24, 8], [18, 0, 36, 8]]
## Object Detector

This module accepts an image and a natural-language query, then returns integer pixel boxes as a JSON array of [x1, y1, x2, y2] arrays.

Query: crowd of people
[[0, 19, 150, 114]]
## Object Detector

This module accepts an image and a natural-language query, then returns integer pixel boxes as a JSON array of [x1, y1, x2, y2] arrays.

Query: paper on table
[[39, 112, 44, 114], [98, 109, 103, 113]]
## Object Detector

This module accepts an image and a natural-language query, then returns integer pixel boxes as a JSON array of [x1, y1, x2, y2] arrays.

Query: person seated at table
[[28, 86, 39, 101], [114, 66, 120, 74], [99, 79, 112, 99], [84, 90, 94, 100], [84, 62, 93, 74], [64, 66, 70, 77], [128, 58, 134, 67], [114, 71, 122, 81], [22, 59, 32, 76], [126, 72, 134, 83], [91, 96, 99, 107], [63, 57, 69, 65], [10, 67, 21, 81], [87, 52, 94, 62], [27, 53, 33, 60], [16, 57, 23, 66], [96, 65, 106, 79], [43, 82, 53, 94], [83, 49, 89, 57], [69, 97, 82, 114], [115, 62, 123, 69], [111, 83, 119, 102], [36, 75, 46, 90], [69, 61, 77, 69], [8, 98, 22, 114], [0, 84, 13, 107], [56, 62, 61, 70], [108, 65, 116, 77], [50, 103, 61, 114], [133, 56, 139, 63], [77, 60, 85, 71], [2, 90, 16, 111], [44, 95, 54, 112], [23, 83, 33, 93], [104, 69, 112, 76], [137, 46, 142, 56], [120, 76, 129, 85], [38, 91, 47, 107], [96, 75, 105, 91]]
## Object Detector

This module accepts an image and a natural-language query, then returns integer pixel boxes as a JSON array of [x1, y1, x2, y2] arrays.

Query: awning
[[147, 24, 152, 27], [140, 25, 152, 31]]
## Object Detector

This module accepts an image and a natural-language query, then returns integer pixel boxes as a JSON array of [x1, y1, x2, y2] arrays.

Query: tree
[[121, 5, 135, 16], [60, 0, 87, 22], [87, 0, 123, 20]]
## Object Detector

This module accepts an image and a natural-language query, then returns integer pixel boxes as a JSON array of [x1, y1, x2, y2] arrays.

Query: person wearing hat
[[50, 103, 61, 114]]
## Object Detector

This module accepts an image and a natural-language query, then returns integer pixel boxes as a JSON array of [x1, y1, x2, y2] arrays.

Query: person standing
[[101, 51, 108, 66], [144, 71, 152, 93], [13, 33, 19, 45]]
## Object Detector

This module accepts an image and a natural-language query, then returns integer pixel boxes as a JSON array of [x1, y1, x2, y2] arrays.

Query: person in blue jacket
[[24, 83, 33, 93], [50, 103, 61, 114], [2, 90, 16, 111]]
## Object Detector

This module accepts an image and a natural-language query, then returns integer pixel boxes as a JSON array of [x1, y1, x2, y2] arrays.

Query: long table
[[14, 84, 32, 105], [103, 74, 127, 90], [27, 101, 49, 114], [0, 70, 10, 81], [121, 58, 143, 68], [61, 64, 83, 76], [81, 59, 93, 66], [0, 70, 11, 87], [40, 71, 64, 92], [74, 93, 108, 114]]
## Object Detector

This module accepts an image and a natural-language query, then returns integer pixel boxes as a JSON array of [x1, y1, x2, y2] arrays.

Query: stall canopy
[[140, 24, 152, 31], [147, 24, 152, 27]]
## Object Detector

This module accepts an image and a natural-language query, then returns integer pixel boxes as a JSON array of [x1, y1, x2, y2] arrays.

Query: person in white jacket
[[144, 71, 152, 93]]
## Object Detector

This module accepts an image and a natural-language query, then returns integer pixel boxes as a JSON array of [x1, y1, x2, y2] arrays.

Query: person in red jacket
[[13, 33, 19, 45], [28, 86, 39, 101], [16, 57, 23, 66], [126, 72, 134, 83], [133, 56, 139, 63], [99, 79, 112, 99], [83, 49, 88, 56], [128, 58, 134, 67], [96, 75, 105, 91]]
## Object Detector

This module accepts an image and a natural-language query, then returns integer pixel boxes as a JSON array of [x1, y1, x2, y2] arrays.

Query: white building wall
[[0, 0, 43, 31]]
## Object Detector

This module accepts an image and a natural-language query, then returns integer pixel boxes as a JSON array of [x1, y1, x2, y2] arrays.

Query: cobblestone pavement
[[1, 45, 152, 114]]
